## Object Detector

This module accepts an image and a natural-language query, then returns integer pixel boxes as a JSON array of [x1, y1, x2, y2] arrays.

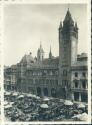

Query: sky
[[4, 4, 87, 66]]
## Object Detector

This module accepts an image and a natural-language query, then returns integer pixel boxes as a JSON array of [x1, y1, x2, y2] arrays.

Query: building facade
[[4, 9, 88, 102]]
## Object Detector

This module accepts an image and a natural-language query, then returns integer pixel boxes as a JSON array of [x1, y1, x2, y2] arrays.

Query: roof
[[42, 57, 59, 66], [77, 53, 87, 58], [11, 65, 17, 69], [72, 61, 87, 67], [26, 56, 59, 69], [77, 53, 87, 62], [20, 53, 35, 64], [63, 9, 74, 25]]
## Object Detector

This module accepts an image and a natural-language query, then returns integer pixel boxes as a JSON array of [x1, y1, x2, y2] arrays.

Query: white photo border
[[1, 0, 91, 124]]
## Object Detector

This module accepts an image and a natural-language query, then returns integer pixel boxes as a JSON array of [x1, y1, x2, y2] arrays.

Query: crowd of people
[[4, 91, 88, 121]]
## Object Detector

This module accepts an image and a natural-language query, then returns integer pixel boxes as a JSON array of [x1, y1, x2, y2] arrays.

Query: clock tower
[[58, 9, 78, 99]]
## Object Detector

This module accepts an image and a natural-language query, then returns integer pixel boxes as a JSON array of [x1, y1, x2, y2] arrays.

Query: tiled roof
[[42, 57, 59, 65]]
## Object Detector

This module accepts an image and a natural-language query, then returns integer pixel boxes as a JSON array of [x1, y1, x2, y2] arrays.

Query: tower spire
[[49, 45, 52, 59], [37, 41, 44, 62], [63, 8, 74, 26], [50, 45, 51, 52], [68, 3, 70, 10], [40, 41, 42, 48]]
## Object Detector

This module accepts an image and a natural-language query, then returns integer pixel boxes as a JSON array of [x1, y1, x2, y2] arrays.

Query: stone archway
[[43, 88, 48, 96], [37, 87, 41, 96], [51, 88, 56, 97]]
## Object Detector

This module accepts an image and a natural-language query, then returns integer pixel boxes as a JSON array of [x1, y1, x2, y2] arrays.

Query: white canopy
[[78, 103, 85, 108], [72, 113, 88, 121], [36, 96, 40, 99], [4, 101, 8, 106], [5, 104, 12, 109], [32, 95, 37, 98], [27, 94, 33, 98], [72, 114, 82, 119], [27, 94, 38, 99], [43, 97, 50, 101], [12, 92, 19, 96], [5, 92, 11, 96], [64, 100, 73, 106], [60, 99, 64, 102], [10, 102, 14, 105], [40, 104, 49, 109], [17, 95, 24, 99], [79, 113, 88, 121]]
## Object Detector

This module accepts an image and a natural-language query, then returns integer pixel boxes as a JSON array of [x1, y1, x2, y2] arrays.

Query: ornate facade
[[4, 9, 88, 102]]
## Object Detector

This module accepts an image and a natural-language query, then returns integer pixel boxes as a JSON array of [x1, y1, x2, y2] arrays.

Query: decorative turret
[[37, 42, 44, 62], [75, 22, 78, 31], [49, 46, 52, 59], [59, 21, 62, 29], [20, 52, 34, 64]]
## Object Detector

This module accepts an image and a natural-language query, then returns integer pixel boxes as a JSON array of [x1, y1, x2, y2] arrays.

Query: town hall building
[[4, 9, 88, 102]]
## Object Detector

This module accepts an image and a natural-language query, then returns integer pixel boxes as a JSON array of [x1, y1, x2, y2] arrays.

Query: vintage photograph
[[4, 3, 88, 122]]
